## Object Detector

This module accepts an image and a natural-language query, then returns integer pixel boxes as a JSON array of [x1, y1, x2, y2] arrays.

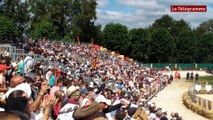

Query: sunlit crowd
[[0, 39, 182, 120]]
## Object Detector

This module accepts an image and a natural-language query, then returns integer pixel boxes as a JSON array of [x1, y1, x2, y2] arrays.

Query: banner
[[100, 47, 107, 51], [77, 35, 80, 45], [124, 57, 129, 61], [118, 55, 124, 60], [93, 44, 100, 49], [111, 51, 115, 55], [115, 53, 119, 57]]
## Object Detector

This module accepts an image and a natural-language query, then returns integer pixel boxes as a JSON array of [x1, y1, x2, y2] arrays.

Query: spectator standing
[[190, 72, 194, 82], [186, 72, 190, 81], [195, 73, 199, 83], [57, 86, 80, 120], [23, 51, 35, 75]]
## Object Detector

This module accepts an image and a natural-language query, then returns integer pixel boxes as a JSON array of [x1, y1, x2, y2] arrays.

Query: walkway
[[150, 71, 211, 120]]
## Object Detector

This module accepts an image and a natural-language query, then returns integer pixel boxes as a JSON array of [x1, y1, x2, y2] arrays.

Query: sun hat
[[80, 88, 89, 94], [95, 95, 111, 105], [66, 85, 79, 97], [4, 83, 32, 99]]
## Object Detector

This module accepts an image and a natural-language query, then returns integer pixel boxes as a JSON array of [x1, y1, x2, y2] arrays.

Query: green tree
[[176, 30, 197, 63], [71, 0, 98, 42], [30, 19, 57, 39], [29, 0, 98, 41], [152, 15, 175, 33], [196, 19, 213, 36], [103, 23, 129, 54], [129, 28, 150, 62], [172, 19, 191, 38], [197, 33, 213, 63], [0, 16, 18, 40], [150, 28, 175, 63], [0, 0, 30, 35]]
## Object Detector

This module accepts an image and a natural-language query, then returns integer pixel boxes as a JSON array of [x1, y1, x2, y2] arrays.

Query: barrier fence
[[188, 84, 213, 111], [143, 63, 213, 70]]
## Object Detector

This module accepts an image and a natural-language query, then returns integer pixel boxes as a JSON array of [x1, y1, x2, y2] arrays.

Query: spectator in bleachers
[[16, 56, 24, 76], [0, 39, 183, 120], [23, 51, 35, 75], [0, 64, 10, 93]]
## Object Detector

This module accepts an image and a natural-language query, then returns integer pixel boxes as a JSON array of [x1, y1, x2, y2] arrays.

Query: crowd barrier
[[188, 84, 213, 111], [0, 44, 13, 54], [193, 94, 213, 111], [143, 63, 213, 70]]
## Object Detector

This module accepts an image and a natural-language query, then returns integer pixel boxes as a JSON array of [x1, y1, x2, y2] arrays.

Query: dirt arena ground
[[150, 70, 212, 120]]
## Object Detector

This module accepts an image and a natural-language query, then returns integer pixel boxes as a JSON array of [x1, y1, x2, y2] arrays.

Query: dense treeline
[[0, 0, 213, 63], [98, 16, 213, 63]]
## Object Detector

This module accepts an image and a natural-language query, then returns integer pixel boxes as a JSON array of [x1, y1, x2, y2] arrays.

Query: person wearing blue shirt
[[49, 74, 55, 87]]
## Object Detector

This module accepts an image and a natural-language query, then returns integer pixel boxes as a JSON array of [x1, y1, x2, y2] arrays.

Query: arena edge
[[171, 5, 207, 12], [182, 92, 213, 119]]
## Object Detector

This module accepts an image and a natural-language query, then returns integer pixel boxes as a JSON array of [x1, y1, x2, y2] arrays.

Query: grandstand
[[0, 39, 211, 120]]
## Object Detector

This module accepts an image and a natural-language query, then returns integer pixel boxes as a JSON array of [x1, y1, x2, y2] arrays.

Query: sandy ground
[[150, 70, 212, 120], [162, 70, 212, 77]]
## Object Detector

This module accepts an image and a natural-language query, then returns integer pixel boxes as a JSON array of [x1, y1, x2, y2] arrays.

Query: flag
[[91, 38, 94, 46], [77, 35, 80, 45], [42, 36, 46, 44]]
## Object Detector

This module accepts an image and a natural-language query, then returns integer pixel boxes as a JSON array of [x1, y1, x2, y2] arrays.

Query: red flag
[[77, 35, 80, 45], [91, 38, 94, 46], [42, 36, 46, 44]]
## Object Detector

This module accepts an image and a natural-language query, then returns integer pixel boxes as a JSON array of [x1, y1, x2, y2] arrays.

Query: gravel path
[[150, 70, 212, 120]]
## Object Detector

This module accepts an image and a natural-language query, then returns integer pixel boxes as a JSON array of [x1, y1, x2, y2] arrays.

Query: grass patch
[[198, 76, 213, 85]]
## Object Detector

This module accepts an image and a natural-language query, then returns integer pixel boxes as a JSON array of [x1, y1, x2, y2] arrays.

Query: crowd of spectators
[[0, 39, 182, 120]]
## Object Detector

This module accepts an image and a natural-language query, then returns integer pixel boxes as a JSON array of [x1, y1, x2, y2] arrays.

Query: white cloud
[[158, 0, 213, 5], [117, 0, 165, 11], [97, 0, 110, 8], [96, 0, 213, 29]]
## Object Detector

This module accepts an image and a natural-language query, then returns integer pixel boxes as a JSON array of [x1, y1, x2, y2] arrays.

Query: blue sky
[[96, 0, 213, 29]]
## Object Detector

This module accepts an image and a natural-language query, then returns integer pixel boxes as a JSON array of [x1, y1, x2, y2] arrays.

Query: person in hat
[[0, 111, 22, 120], [0, 64, 10, 93], [4, 90, 31, 120], [79, 88, 89, 106], [94, 95, 129, 119], [56, 85, 80, 120], [67, 85, 80, 105]]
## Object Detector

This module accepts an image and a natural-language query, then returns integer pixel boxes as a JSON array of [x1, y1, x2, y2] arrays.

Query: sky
[[96, 0, 213, 29]]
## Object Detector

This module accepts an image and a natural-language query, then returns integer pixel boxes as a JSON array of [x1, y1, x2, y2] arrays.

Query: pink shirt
[[50, 86, 60, 97]]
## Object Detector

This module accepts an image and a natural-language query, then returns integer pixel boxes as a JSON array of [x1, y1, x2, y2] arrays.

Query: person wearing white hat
[[57, 85, 80, 120], [4, 89, 31, 120], [66, 85, 80, 105], [94, 95, 129, 119]]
